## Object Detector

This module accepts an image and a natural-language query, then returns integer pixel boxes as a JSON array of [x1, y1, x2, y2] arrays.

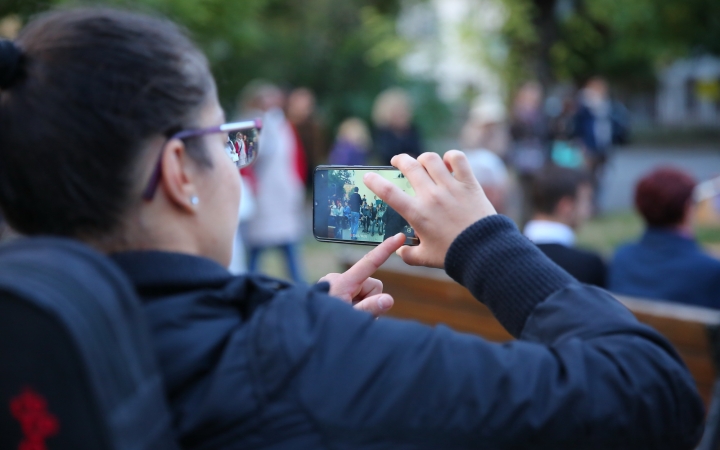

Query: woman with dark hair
[[0, 8, 704, 449], [609, 167, 720, 308]]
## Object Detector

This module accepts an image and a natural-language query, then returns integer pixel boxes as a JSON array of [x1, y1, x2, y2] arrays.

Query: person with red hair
[[609, 167, 720, 308]]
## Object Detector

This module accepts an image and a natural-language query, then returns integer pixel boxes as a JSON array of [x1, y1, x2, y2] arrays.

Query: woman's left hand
[[319, 233, 406, 317]]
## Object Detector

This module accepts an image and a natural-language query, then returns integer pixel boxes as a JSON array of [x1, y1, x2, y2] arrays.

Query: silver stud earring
[[190, 196, 199, 206]]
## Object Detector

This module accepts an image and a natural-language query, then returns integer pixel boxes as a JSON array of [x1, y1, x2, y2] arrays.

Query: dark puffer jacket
[[111, 216, 704, 449]]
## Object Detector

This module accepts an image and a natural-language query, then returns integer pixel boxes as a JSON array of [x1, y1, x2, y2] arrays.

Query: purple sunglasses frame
[[142, 118, 263, 200]]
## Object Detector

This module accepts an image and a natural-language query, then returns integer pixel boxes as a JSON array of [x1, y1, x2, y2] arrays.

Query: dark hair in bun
[[0, 8, 213, 239], [0, 39, 22, 89]]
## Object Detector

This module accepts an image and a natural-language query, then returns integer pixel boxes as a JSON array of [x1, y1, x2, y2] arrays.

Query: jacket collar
[[110, 251, 234, 293], [640, 227, 697, 249]]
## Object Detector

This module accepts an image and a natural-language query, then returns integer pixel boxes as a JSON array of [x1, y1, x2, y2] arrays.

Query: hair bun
[[0, 40, 22, 90]]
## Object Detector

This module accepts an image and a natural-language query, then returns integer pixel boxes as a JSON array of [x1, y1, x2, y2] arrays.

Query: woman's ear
[[159, 138, 199, 213]]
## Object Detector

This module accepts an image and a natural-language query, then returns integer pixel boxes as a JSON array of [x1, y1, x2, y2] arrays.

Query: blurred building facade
[[658, 56, 720, 126], [397, 0, 506, 103]]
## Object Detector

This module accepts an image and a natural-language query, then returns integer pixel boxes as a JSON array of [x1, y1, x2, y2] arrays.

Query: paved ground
[[600, 146, 720, 212]]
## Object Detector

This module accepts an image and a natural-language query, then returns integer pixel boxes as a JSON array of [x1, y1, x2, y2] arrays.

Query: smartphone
[[313, 165, 419, 246]]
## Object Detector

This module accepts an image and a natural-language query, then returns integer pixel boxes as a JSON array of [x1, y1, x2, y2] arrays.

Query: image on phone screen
[[313, 166, 419, 246]]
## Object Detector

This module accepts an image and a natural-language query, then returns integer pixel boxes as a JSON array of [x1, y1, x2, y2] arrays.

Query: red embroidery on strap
[[10, 387, 59, 450]]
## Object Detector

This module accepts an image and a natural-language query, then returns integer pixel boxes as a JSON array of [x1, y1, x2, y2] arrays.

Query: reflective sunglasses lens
[[226, 127, 260, 168]]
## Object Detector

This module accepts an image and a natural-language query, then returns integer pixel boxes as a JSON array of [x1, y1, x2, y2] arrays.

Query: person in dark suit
[[524, 165, 607, 287], [348, 187, 362, 240], [609, 168, 720, 308]]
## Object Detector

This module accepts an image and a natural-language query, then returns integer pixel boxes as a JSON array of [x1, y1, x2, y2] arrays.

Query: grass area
[[257, 211, 720, 283], [697, 226, 720, 244], [578, 212, 720, 257], [578, 211, 720, 257], [576, 212, 644, 257]]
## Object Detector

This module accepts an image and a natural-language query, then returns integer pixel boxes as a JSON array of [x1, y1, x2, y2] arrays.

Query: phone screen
[[313, 166, 419, 246]]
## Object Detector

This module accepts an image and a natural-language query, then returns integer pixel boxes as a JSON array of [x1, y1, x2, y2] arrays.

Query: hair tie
[[0, 40, 22, 90]]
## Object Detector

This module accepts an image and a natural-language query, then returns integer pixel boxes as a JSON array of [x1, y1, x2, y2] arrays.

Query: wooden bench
[[341, 251, 720, 448]]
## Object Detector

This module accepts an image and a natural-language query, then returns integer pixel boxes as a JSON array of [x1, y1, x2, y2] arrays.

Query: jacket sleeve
[[251, 216, 704, 449]]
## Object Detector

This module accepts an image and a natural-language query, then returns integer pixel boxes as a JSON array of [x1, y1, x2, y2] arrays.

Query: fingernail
[[378, 295, 392, 310]]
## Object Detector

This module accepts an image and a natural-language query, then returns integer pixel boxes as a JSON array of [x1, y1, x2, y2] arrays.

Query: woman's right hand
[[364, 150, 496, 269]]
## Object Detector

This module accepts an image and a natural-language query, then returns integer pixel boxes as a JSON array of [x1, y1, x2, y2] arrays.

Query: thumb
[[353, 294, 394, 317], [396, 245, 427, 267]]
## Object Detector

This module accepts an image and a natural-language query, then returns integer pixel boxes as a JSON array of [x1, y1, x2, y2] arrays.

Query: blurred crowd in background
[[1, 0, 719, 307], [225, 76, 720, 311]]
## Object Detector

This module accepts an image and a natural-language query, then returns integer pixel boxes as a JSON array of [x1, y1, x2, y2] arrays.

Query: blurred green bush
[[0, 0, 452, 141]]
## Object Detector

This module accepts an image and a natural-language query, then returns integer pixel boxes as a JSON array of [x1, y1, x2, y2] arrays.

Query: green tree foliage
[[2, 0, 445, 135], [328, 169, 353, 198], [502, 0, 720, 88], [500, 0, 548, 91]]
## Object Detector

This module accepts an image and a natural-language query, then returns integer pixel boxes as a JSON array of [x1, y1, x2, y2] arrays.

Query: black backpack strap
[[0, 238, 178, 449], [0, 292, 111, 449]]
